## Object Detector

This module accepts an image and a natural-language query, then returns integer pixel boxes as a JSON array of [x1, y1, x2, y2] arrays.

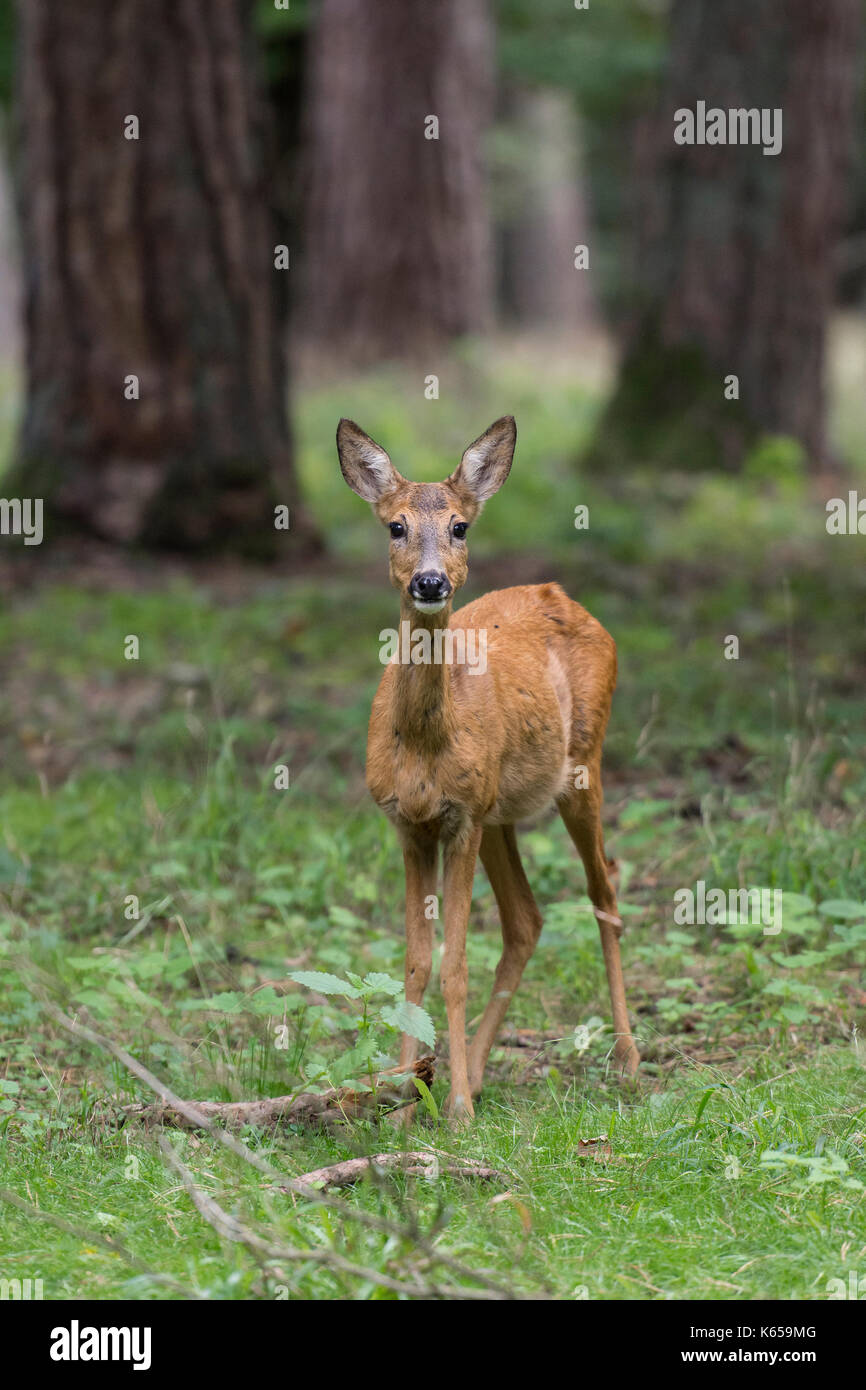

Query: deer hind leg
[[557, 779, 640, 1077], [466, 825, 543, 1098]]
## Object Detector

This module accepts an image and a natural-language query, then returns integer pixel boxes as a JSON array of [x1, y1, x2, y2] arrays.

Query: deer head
[[336, 417, 516, 613]]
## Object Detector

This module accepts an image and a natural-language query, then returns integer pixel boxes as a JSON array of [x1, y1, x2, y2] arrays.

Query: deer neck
[[392, 600, 456, 752]]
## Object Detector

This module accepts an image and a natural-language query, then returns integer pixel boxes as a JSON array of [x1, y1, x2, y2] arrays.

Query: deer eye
[[389, 521, 406, 539], [452, 521, 468, 540]]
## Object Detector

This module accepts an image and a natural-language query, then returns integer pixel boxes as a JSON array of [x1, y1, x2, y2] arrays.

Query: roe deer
[[337, 415, 639, 1120]]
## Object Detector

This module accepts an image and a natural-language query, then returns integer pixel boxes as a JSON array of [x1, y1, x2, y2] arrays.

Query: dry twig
[[286, 1150, 507, 1193], [159, 1138, 508, 1301], [43, 1002, 521, 1300]]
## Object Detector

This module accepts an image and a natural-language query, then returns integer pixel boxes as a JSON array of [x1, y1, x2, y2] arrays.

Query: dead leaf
[[576, 1134, 613, 1162]]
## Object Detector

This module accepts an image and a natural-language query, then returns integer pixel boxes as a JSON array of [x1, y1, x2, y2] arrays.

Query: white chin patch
[[412, 598, 448, 613]]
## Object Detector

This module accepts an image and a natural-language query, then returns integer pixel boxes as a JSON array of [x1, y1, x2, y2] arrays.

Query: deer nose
[[409, 571, 451, 602]]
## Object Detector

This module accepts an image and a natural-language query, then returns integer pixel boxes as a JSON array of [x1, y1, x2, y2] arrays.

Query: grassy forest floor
[[0, 329, 865, 1299]]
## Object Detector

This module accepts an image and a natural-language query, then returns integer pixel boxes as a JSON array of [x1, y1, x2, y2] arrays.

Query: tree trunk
[[586, 0, 860, 474], [299, 0, 494, 364], [10, 0, 319, 554], [0, 140, 20, 370], [496, 88, 599, 335]]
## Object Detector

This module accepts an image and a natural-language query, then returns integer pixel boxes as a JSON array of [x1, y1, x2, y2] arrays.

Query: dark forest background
[[0, 0, 864, 553]]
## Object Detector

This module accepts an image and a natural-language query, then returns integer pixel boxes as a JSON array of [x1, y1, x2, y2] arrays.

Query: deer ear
[[450, 416, 516, 503], [336, 419, 403, 503]]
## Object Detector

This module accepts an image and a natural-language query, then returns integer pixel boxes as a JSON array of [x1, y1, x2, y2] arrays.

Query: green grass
[[1, 1050, 863, 1300], [1, 334, 865, 1299]]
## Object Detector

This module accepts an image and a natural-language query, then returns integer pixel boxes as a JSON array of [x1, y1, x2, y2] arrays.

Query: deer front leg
[[399, 836, 438, 1070], [441, 825, 483, 1122]]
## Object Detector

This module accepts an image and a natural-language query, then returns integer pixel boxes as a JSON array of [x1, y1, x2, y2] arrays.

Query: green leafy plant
[[759, 1148, 863, 1192], [286, 969, 435, 1095]]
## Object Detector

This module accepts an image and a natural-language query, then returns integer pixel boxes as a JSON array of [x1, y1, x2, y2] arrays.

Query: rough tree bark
[[300, 0, 494, 363], [10, 0, 318, 553], [121, 1057, 437, 1133], [586, 0, 860, 474]]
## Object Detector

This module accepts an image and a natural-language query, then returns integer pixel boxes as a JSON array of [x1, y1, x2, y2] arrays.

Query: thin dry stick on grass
[[0, 1185, 191, 1297], [43, 1002, 521, 1300], [287, 1151, 508, 1193], [158, 1137, 509, 1302], [123, 1057, 436, 1132]]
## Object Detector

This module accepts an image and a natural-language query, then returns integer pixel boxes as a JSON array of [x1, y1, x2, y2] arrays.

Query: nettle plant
[[287, 969, 436, 1099], [722, 893, 866, 1026], [759, 1146, 864, 1193]]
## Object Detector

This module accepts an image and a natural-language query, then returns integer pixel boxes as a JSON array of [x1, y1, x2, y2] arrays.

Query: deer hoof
[[443, 1091, 475, 1125], [614, 1040, 641, 1080]]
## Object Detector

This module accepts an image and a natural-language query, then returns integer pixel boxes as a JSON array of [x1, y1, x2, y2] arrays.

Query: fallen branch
[[122, 1057, 435, 1132], [285, 1151, 507, 1193], [159, 1138, 508, 1301], [41, 1003, 521, 1299]]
